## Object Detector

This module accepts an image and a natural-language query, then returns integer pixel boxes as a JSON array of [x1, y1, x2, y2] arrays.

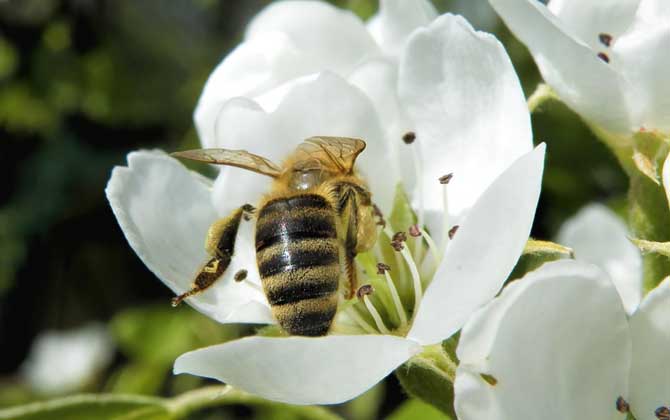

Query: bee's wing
[[171, 148, 282, 178], [296, 137, 366, 174]]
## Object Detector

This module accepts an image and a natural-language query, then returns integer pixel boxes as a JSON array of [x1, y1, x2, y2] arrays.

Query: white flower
[[20, 323, 114, 395], [490, 0, 670, 137], [455, 209, 670, 419], [556, 203, 642, 314], [106, 2, 545, 405]]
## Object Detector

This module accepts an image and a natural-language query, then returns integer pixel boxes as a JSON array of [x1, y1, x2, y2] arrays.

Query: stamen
[[234, 269, 248, 282], [597, 52, 610, 63], [385, 225, 423, 316], [656, 406, 670, 420], [615, 397, 629, 413], [357, 285, 391, 334], [420, 227, 441, 265], [402, 131, 416, 144], [346, 307, 379, 335], [440, 178, 452, 255], [448, 225, 459, 240], [408, 135, 425, 251], [598, 33, 613, 47], [377, 263, 408, 327], [409, 224, 421, 237]]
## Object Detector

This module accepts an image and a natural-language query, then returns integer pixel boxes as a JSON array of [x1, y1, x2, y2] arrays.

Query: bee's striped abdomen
[[255, 194, 340, 336]]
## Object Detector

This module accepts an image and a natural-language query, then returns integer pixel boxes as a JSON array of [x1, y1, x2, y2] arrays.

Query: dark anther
[[373, 204, 386, 227], [656, 406, 670, 420], [615, 396, 630, 413], [376, 262, 391, 275], [439, 173, 454, 184], [597, 52, 610, 63], [393, 231, 407, 243], [402, 131, 416, 144], [408, 224, 422, 237], [598, 33, 613, 47], [448, 225, 460, 240], [356, 284, 374, 299], [391, 240, 405, 251], [242, 204, 256, 221], [234, 269, 248, 282]]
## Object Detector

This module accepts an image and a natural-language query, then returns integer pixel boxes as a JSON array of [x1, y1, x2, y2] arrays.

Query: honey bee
[[171, 137, 378, 336]]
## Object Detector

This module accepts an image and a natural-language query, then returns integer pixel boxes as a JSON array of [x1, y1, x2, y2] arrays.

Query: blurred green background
[[0, 0, 627, 418]]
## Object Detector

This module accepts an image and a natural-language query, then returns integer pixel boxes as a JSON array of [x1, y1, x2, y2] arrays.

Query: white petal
[[211, 72, 397, 214], [490, 0, 634, 134], [664, 151, 670, 210], [194, 33, 303, 149], [246, 1, 378, 75], [398, 14, 533, 215], [455, 260, 631, 420], [174, 335, 420, 405], [366, 0, 437, 57], [106, 151, 273, 324], [629, 277, 670, 420], [613, 0, 670, 132], [557, 204, 642, 314], [547, 0, 640, 50], [408, 145, 545, 345]]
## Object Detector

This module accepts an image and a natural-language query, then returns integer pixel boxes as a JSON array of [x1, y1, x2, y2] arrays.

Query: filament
[[347, 308, 379, 335], [384, 226, 423, 315], [363, 295, 391, 334], [439, 183, 451, 256], [383, 270, 408, 327], [420, 227, 441, 267]]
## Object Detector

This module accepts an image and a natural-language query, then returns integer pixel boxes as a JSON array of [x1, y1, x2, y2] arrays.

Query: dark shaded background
[[0, 0, 627, 418]]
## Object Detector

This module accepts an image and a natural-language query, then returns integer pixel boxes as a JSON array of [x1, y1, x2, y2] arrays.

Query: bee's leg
[[171, 204, 255, 306]]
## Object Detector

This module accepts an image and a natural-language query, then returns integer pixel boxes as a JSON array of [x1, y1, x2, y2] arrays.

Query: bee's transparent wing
[[295, 137, 366, 174], [171, 148, 282, 178]]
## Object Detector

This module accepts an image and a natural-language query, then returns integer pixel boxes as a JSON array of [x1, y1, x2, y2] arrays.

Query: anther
[[402, 131, 416, 144], [356, 284, 374, 299], [656, 406, 670, 420], [598, 33, 613, 47], [597, 52, 610, 63], [448, 225, 460, 240], [439, 173, 453, 184], [234, 269, 248, 282], [373, 204, 386, 227], [408, 224, 422, 237], [242, 204, 256, 221], [615, 397, 630, 413], [376, 262, 391, 275], [393, 231, 407, 242]]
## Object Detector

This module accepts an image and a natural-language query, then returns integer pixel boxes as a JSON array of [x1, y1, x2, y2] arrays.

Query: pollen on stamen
[[356, 284, 374, 299], [656, 406, 670, 420], [234, 269, 248, 282], [598, 33, 613, 47], [402, 131, 416, 144], [439, 173, 453, 184], [408, 224, 421, 237], [391, 231, 407, 251], [448, 225, 460, 240], [376, 262, 391, 275], [597, 52, 610, 63], [615, 396, 630, 413]]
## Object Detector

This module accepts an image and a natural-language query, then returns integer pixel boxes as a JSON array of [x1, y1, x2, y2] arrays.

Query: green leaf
[[386, 399, 451, 420], [394, 350, 456, 418], [106, 363, 167, 395], [0, 394, 170, 420], [110, 304, 238, 366], [344, 382, 384, 420]]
